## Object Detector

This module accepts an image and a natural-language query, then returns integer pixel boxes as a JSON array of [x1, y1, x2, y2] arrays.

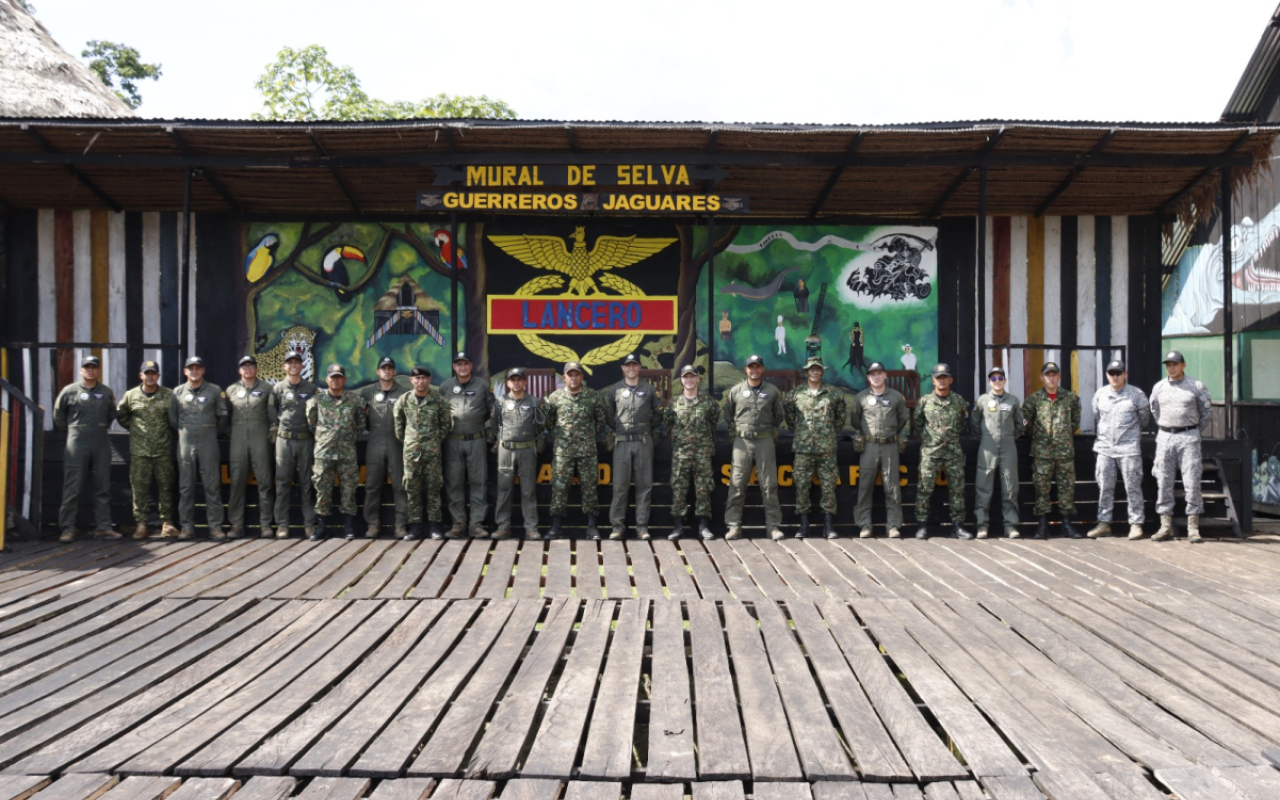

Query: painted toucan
[[322, 245, 366, 299], [244, 234, 278, 282], [434, 230, 468, 270]]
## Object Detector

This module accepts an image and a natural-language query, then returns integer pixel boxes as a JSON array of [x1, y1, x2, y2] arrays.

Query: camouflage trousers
[[129, 454, 176, 525], [313, 455, 359, 517], [793, 451, 839, 515], [550, 453, 599, 518], [1032, 457, 1075, 516], [855, 443, 903, 530], [1096, 454, 1144, 523], [404, 455, 445, 524], [916, 449, 965, 523], [671, 450, 715, 519], [1154, 430, 1203, 515]]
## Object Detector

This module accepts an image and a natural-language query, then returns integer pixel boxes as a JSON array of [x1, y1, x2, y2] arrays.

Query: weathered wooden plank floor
[[3, 535, 1280, 799]]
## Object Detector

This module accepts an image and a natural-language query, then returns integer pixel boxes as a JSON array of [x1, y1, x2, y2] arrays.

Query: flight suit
[[271, 378, 319, 531], [723, 380, 787, 533], [226, 379, 276, 534], [850, 386, 911, 532], [54, 380, 117, 532], [972, 390, 1025, 531], [604, 379, 663, 534], [359, 382, 409, 534], [439, 376, 496, 532], [169, 381, 230, 533], [491, 393, 546, 535]]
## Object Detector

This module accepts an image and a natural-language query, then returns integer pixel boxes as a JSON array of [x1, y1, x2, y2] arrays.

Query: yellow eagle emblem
[[488, 226, 676, 296]]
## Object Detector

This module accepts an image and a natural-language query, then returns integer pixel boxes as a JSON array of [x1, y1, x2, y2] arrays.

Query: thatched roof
[[373, 275, 444, 312], [0, 0, 132, 118]]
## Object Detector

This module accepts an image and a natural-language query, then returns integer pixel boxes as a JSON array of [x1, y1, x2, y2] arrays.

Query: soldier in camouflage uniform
[[169, 356, 230, 539], [1088, 359, 1152, 540], [226, 355, 275, 539], [604, 353, 664, 540], [1149, 350, 1212, 543], [271, 350, 319, 538], [490, 367, 546, 539], [359, 357, 409, 538], [1022, 361, 1082, 539], [664, 365, 720, 540], [395, 365, 452, 540], [55, 355, 118, 542], [914, 363, 973, 540], [850, 361, 911, 538], [971, 365, 1025, 539], [116, 360, 177, 540], [545, 361, 609, 539], [307, 364, 369, 540], [723, 354, 788, 540], [440, 351, 496, 539], [785, 357, 847, 539]]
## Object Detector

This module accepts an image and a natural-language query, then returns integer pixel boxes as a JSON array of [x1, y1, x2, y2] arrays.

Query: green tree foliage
[[254, 45, 515, 121], [81, 41, 162, 110]]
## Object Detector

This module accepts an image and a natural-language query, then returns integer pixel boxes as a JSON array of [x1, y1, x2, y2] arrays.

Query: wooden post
[[1221, 167, 1234, 436], [976, 165, 988, 381], [707, 214, 716, 373], [0, 406, 9, 552]]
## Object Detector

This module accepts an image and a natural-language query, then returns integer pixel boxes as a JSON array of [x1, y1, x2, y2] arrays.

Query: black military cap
[[140, 360, 160, 373], [1163, 350, 1185, 364], [1106, 360, 1126, 373], [563, 361, 585, 375], [745, 354, 765, 367], [284, 349, 304, 362], [184, 356, 205, 368], [1041, 361, 1061, 374], [377, 357, 396, 369], [238, 355, 257, 367], [326, 364, 346, 377], [81, 355, 101, 368], [410, 366, 432, 377], [622, 354, 641, 365], [931, 363, 952, 378], [506, 367, 527, 380], [453, 351, 471, 363], [679, 364, 699, 377], [987, 365, 1006, 377], [867, 361, 887, 373]]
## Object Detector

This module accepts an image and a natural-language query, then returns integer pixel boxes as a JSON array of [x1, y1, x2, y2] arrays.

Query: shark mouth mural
[[1165, 208, 1280, 335]]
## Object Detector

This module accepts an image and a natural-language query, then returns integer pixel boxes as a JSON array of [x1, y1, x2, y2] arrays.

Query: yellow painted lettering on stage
[[581, 165, 596, 186], [778, 465, 793, 487], [708, 195, 721, 212], [676, 165, 690, 184], [532, 194, 547, 210], [568, 166, 581, 185], [538, 463, 553, 483], [901, 464, 909, 487], [661, 165, 677, 184], [466, 166, 485, 186], [502, 166, 516, 186], [564, 194, 578, 210], [721, 464, 732, 485]]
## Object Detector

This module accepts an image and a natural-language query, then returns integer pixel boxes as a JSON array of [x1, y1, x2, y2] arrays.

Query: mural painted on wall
[[1253, 447, 1280, 508], [243, 222, 465, 386], [694, 225, 939, 392]]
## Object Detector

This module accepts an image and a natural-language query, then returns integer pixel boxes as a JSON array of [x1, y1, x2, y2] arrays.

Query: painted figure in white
[[901, 344, 917, 372], [775, 316, 788, 355]]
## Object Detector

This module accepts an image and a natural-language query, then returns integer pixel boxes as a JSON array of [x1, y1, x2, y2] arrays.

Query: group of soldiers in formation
[[54, 345, 1212, 544]]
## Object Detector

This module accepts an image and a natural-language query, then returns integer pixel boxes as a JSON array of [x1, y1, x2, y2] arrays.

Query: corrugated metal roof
[[1222, 4, 1280, 121]]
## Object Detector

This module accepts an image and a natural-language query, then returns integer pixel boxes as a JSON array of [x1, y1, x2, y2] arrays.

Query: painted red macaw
[[434, 230, 468, 270]]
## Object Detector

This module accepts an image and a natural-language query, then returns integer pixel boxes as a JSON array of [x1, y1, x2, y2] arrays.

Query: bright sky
[[29, 0, 1280, 124]]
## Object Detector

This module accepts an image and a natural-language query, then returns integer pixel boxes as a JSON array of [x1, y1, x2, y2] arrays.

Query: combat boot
[[1187, 514, 1203, 544], [888, 527, 901, 539], [309, 516, 327, 541], [162, 522, 180, 539], [1006, 526, 1021, 539], [823, 513, 837, 539], [1152, 514, 1174, 541], [394, 525, 409, 539], [132, 523, 150, 540], [637, 528, 651, 541], [93, 528, 122, 541], [860, 527, 873, 539], [607, 526, 623, 541], [429, 521, 445, 540], [491, 527, 512, 540], [914, 524, 929, 540], [59, 527, 77, 543], [209, 526, 227, 540], [950, 522, 974, 540], [178, 527, 196, 540], [1062, 515, 1082, 539], [444, 521, 467, 540], [585, 514, 601, 540], [403, 522, 421, 541], [668, 516, 684, 540], [795, 514, 810, 540], [260, 526, 274, 539], [525, 527, 542, 541], [1034, 516, 1049, 539], [469, 523, 489, 539], [226, 526, 245, 540], [548, 517, 563, 539], [769, 527, 785, 541], [276, 524, 291, 539], [1086, 521, 1111, 539], [1127, 523, 1145, 540], [976, 525, 989, 540], [725, 526, 742, 540], [698, 519, 714, 540], [344, 514, 358, 540]]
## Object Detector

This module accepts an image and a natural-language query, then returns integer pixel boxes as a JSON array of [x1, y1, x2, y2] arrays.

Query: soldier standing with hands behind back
[[359, 357, 409, 538], [605, 353, 663, 541], [226, 355, 275, 539], [170, 356, 230, 539], [396, 365, 452, 541], [116, 360, 177, 540], [55, 355, 118, 542], [1023, 361, 1082, 539], [850, 361, 910, 539], [545, 361, 609, 539], [490, 367, 546, 540], [914, 363, 972, 540], [1149, 350, 1212, 543], [784, 356, 846, 539], [439, 352, 495, 539]]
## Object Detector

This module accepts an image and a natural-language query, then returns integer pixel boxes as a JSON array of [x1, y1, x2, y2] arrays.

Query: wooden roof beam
[[23, 125, 121, 212], [308, 130, 362, 215], [703, 130, 719, 193], [1157, 130, 1255, 217], [167, 128, 244, 215], [808, 131, 865, 218], [1034, 129, 1117, 217], [923, 129, 1007, 219]]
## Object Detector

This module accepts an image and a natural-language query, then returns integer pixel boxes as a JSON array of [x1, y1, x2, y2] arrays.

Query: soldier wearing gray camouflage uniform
[[914, 363, 973, 540], [396, 365, 452, 540], [271, 350, 319, 538], [55, 355, 118, 542], [1149, 350, 1212, 543], [490, 367, 546, 539], [1088, 359, 1152, 540], [785, 357, 846, 539], [546, 361, 609, 539], [116, 360, 177, 540], [850, 361, 911, 539], [307, 364, 369, 540], [723, 354, 788, 540], [359, 357, 409, 538], [226, 355, 275, 539], [604, 354, 664, 541], [169, 356, 230, 539], [1023, 361, 1082, 539], [440, 351, 496, 539], [664, 365, 720, 541], [971, 365, 1025, 539]]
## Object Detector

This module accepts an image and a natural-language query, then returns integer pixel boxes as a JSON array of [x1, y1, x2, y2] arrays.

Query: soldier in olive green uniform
[[914, 363, 973, 540], [439, 352, 495, 539], [116, 360, 177, 540], [664, 365, 719, 541], [605, 353, 664, 540], [307, 364, 369, 540], [169, 356, 230, 539], [396, 365, 453, 540], [723, 354, 787, 540], [55, 355, 119, 542], [850, 361, 911, 538], [972, 365, 1026, 539], [359, 357, 409, 537], [490, 367, 546, 539], [1022, 361, 1082, 539], [271, 350, 319, 538], [226, 355, 276, 538], [784, 357, 847, 539], [546, 361, 609, 539]]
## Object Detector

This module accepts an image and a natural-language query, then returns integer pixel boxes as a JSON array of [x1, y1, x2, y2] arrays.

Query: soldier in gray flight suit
[[604, 353, 664, 541], [169, 356, 230, 539], [358, 356, 409, 537], [723, 354, 787, 540], [439, 351, 496, 538], [850, 361, 911, 539], [491, 367, 547, 539], [54, 354, 119, 542], [271, 350, 319, 538], [971, 365, 1025, 539], [226, 355, 276, 539]]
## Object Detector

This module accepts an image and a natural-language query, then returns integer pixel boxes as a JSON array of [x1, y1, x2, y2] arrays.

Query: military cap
[[621, 354, 641, 365], [326, 364, 346, 377], [931, 363, 953, 378], [804, 357, 826, 370], [563, 361, 585, 375], [184, 356, 205, 368], [140, 359, 160, 373], [410, 365, 432, 377], [506, 367, 527, 380], [987, 365, 1006, 377], [745, 354, 765, 367], [679, 364, 699, 377], [377, 357, 396, 369], [81, 355, 101, 368], [453, 351, 471, 363], [867, 361, 888, 373], [284, 349, 304, 362], [1106, 360, 1126, 373], [1041, 361, 1061, 374], [1163, 350, 1185, 364], [238, 355, 257, 367]]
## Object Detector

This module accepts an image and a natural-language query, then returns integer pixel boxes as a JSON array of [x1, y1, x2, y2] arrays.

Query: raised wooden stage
[[2, 534, 1280, 800]]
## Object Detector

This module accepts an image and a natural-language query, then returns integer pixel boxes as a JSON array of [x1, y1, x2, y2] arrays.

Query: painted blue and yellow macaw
[[244, 234, 278, 282], [322, 245, 366, 301]]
